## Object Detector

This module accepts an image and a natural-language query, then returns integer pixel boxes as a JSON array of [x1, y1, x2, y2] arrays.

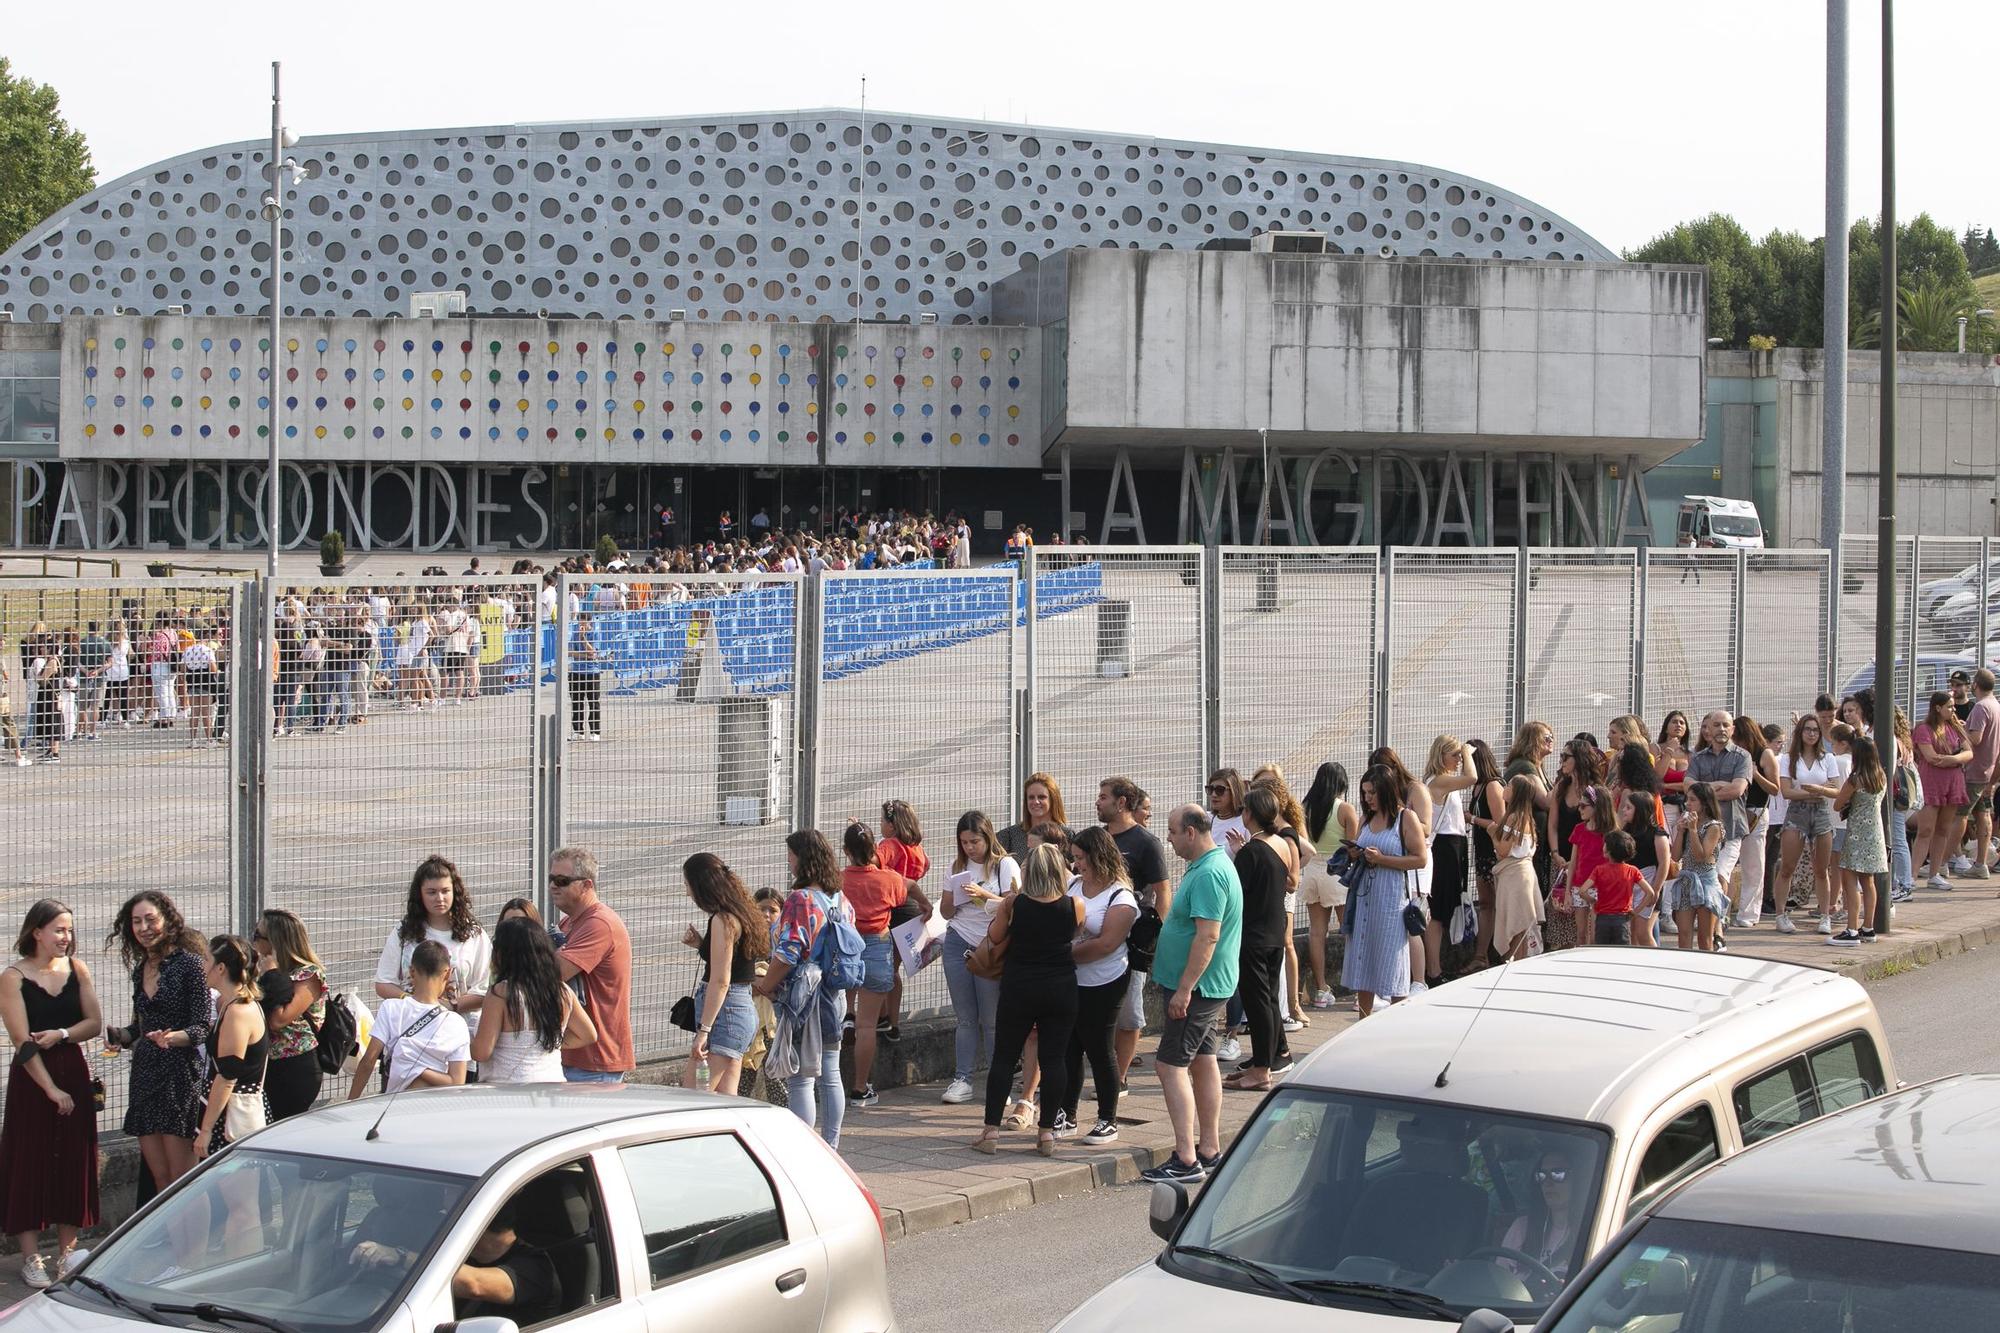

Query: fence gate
[[1385, 549, 1517, 762], [264, 575, 545, 1003], [556, 571, 801, 1066], [1526, 548, 1638, 750], [1027, 546, 1206, 832], [1218, 546, 1378, 778]]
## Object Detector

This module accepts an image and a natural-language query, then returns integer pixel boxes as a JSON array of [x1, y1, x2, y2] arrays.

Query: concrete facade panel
[[1536, 352, 1595, 436], [1593, 353, 1651, 437]]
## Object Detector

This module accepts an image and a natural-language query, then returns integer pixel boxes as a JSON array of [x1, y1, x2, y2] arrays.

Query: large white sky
[[5, 0, 1982, 256]]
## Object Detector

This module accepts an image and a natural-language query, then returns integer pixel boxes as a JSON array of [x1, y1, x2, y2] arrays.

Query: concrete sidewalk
[[1716, 883, 2000, 979], [844, 1006, 1357, 1241]]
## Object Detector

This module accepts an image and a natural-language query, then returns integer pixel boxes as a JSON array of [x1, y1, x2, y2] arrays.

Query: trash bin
[[1255, 557, 1280, 613], [716, 697, 780, 825], [1097, 598, 1132, 679]]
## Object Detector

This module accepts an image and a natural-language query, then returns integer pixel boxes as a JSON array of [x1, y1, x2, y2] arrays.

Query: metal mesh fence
[[1524, 549, 1637, 750], [818, 566, 1015, 1017], [559, 572, 799, 1064], [1640, 550, 1740, 727], [1741, 550, 1832, 727], [1913, 537, 1985, 672], [1218, 548, 1378, 782], [1385, 549, 1515, 762], [1030, 547, 1204, 849], [1837, 537, 1916, 711], [267, 576, 544, 1019], [0, 577, 243, 1131]]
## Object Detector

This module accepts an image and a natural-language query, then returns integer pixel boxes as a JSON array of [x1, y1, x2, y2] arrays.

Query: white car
[[1054, 950, 1894, 1331], [4, 1084, 894, 1333]]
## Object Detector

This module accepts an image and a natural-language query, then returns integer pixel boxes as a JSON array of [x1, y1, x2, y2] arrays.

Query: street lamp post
[[1961, 309, 1997, 354], [1871, 0, 1897, 936]]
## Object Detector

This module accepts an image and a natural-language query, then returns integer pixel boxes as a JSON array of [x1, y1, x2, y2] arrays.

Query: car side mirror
[[1456, 1310, 1513, 1333], [1149, 1180, 1190, 1241], [439, 1319, 520, 1333]]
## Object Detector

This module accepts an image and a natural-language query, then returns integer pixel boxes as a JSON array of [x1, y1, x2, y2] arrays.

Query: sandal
[[1037, 1131, 1056, 1157], [1001, 1098, 1035, 1130], [970, 1130, 999, 1155], [1223, 1070, 1269, 1091]]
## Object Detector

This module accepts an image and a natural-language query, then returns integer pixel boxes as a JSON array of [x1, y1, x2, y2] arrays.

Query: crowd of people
[[8, 670, 1990, 1281]]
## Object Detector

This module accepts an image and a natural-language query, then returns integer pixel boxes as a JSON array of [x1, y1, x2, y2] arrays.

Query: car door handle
[[775, 1268, 807, 1295]]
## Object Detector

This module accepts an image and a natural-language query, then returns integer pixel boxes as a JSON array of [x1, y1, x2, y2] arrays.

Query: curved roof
[[1292, 949, 1872, 1124], [1655, 1073, 2000, 1253], [0, 108, 1613, 325]]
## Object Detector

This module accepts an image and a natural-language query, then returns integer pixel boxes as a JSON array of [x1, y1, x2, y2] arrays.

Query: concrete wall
[[1759, 349, 2000, 543], [996, 250, 1707, 464], [59, 314, 1042, 471]]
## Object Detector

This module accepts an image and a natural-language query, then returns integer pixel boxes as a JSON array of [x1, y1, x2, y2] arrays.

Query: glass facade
[[0, 377, 59, 445]]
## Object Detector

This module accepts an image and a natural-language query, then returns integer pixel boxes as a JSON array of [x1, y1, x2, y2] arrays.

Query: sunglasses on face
[[1206, 784, 1230, 795], [1535, 1167, 1569, 1183], [252, 931, 268, 943], [548, 873, 589, 888]]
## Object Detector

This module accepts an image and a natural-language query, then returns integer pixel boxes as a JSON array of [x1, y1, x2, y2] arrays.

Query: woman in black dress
[[103, 891, 209, 1194], [971, 844, 1083, 1158], [1, 900, 103, 1289], [1226, 788, 1298, 1094]]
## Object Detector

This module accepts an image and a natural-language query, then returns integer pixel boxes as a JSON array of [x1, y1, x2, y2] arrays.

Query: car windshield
[[61, 1151, 473, 1333], [1166, 1087, 1611, 1321], [1707, 512, 1760, 537], [1546, 1216, 2000, 1331]]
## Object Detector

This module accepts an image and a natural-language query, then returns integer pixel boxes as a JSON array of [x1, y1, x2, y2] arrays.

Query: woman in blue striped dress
[[1342, 765, 1431, 1017]]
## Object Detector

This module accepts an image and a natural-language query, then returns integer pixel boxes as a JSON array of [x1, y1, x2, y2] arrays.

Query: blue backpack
[[811, 891, 869, 991]]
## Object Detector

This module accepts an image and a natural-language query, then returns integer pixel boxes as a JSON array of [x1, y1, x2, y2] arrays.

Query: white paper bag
[[891, 905, 948, 977]]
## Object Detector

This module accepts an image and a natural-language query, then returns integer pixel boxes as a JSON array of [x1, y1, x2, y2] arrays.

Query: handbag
[[966, 933, 1009, 980], [1402, 872, 1429, 937], [223, 1086, 267, 1142], [669, 994, 698, 1032]]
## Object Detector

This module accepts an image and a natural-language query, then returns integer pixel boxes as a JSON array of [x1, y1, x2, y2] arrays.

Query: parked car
[[1506, 1072, 2000, 1332], [1838, 653, 1974, 701], [4, 1084, 894, 1333], [1926, 585, 2000, 644], [1053, 949, 1894, 1331], [1918, 557, 2000, 621]]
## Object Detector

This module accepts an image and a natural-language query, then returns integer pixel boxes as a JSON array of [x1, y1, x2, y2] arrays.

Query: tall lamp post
[[258, 65, 315, 709], [1871, 0, 1897, 935]]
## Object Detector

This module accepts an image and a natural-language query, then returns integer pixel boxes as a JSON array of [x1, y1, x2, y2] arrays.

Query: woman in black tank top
[[973, 845, 1081, 1157]]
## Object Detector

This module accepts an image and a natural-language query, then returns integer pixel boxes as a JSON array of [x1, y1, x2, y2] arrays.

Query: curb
[[1848, 917, 2000, 981], [878, 1143, 1167, 1242]]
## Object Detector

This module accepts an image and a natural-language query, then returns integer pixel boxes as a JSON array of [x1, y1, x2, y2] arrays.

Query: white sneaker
[[1311, 989, 1338, 1010], [1282, 1017, 1305, 1032], [1774, 914, 1798, 935], [1817, 914, 1834, 935], [941, 1078, 975, 1105], [1929, 874, 1954, 891], [20, 1254, 50, 1290], [58, 1248, 88, 1278], [1217, 1037, 1243, 1063], [1408, 981, 1429, 996], [1949, 856, 1973, 875], [13, 754, 29, 767]]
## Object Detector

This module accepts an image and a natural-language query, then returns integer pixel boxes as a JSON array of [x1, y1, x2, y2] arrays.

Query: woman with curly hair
[[372, 855, 491, 1041], [679, 854, 771, 1096], [101, 891, 209, 1195]]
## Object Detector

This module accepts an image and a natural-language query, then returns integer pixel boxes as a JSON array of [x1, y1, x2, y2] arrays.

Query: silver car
[[1509, 1072, 2000, 1332], [2, 1085, 894, 1333]]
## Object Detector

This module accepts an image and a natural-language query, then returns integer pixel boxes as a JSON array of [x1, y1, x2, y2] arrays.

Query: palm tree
[[1851, 280, 1985, 351]]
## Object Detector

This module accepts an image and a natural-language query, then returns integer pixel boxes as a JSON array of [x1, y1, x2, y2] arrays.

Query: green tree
[[1961, 225, 2000, 275], [1850, 279, 1987, 352], [1750, 228, 1824, 347], [0, 58, 95, 255], [1625, 213, 1772, 346], [1850, 213, 1976, 320]]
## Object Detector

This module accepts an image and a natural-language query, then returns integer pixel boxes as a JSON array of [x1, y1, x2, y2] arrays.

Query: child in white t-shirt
[[348, 941, 471, 1096]]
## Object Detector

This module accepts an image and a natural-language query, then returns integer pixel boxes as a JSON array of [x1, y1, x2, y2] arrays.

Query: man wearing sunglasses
[[550, 849, 633, 1083]]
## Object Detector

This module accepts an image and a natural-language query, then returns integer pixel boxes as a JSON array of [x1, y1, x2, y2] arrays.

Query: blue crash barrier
[[419, 559, 1103, 698]]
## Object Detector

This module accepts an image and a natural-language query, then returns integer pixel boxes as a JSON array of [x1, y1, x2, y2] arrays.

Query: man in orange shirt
[[550, 847, 633, 1082]]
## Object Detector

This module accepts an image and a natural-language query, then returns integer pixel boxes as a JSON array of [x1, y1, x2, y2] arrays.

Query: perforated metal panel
[[0, 112, 1613, 324]]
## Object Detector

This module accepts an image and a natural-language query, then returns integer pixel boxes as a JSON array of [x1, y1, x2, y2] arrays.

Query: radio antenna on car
[[1434, 964, 1506, 1089], [365, 1092, 400, 1141]]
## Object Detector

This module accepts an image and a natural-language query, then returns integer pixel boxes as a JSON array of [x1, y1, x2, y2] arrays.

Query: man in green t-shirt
[[1141, 804, 1243, 1184]]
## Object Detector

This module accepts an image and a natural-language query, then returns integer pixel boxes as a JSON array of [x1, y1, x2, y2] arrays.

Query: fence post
[[231, 576, 268, 934], [1633, 551, 1649, 721], [1020, 549, 1038, 797], [1201, 544, 1221, 780], [1826, 540, 1842, 698], [794, 573, 822, 832], [1905, 538, 1920, 718], [1731, 549, 1748, 717], [1981, 537, 1992, 673], [1511, 547, 1530, 737], [1376, 551, 1393, 752], [552, 573, 572, 856], [529, 592, 554, 915]]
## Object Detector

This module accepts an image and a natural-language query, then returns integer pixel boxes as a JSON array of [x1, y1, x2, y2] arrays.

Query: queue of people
[[6, 678, 1977, 1284]]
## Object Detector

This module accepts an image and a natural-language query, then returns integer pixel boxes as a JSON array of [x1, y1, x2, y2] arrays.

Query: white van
[[1676, 495, 1764, 550], [1054, 950, 1894, 1331]]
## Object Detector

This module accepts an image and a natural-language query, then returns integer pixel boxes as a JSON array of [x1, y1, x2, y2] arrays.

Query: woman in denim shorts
[[683, 853, 770, 1096], [840, 823, 933, 1108], [1775, 716, 1842, 933]]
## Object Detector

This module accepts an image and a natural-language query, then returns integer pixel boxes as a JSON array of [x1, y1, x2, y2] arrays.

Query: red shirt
[[1587, 862, 1645, 916], [840, 866, 907, 935], [1568, 824, 1606, 895], [878, 838, 930, 884], [558, 901, 633, 1072]]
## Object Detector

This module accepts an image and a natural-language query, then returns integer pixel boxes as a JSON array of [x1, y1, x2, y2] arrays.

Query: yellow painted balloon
[[83, 424, 96, 437], [604, 428, 616, 441], [199, 396, 212, 409], [748, 373, 761, 386], [633, 400, 646, 413], [286, 338, 299, 353], [981, 348, 992, 361], [864, 373, 876, 388], [431, 369, 444, 383], [1007, 405, 1021, 418], [517, 398, 530, 412], [864, 431, 876, 444], [805, 402, 817, 415], [141, 424, 154, 437], [547, 341, 560, 356], [402, 397, 415, 410], [314, 426, 327, 439], [922, 375, 935, 388], [949, 433, 962, 445], [459, 369, 472, 382], [663, 342, 676, 356], [84, 338, 98, 352], [749, 344, 762, 357]]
